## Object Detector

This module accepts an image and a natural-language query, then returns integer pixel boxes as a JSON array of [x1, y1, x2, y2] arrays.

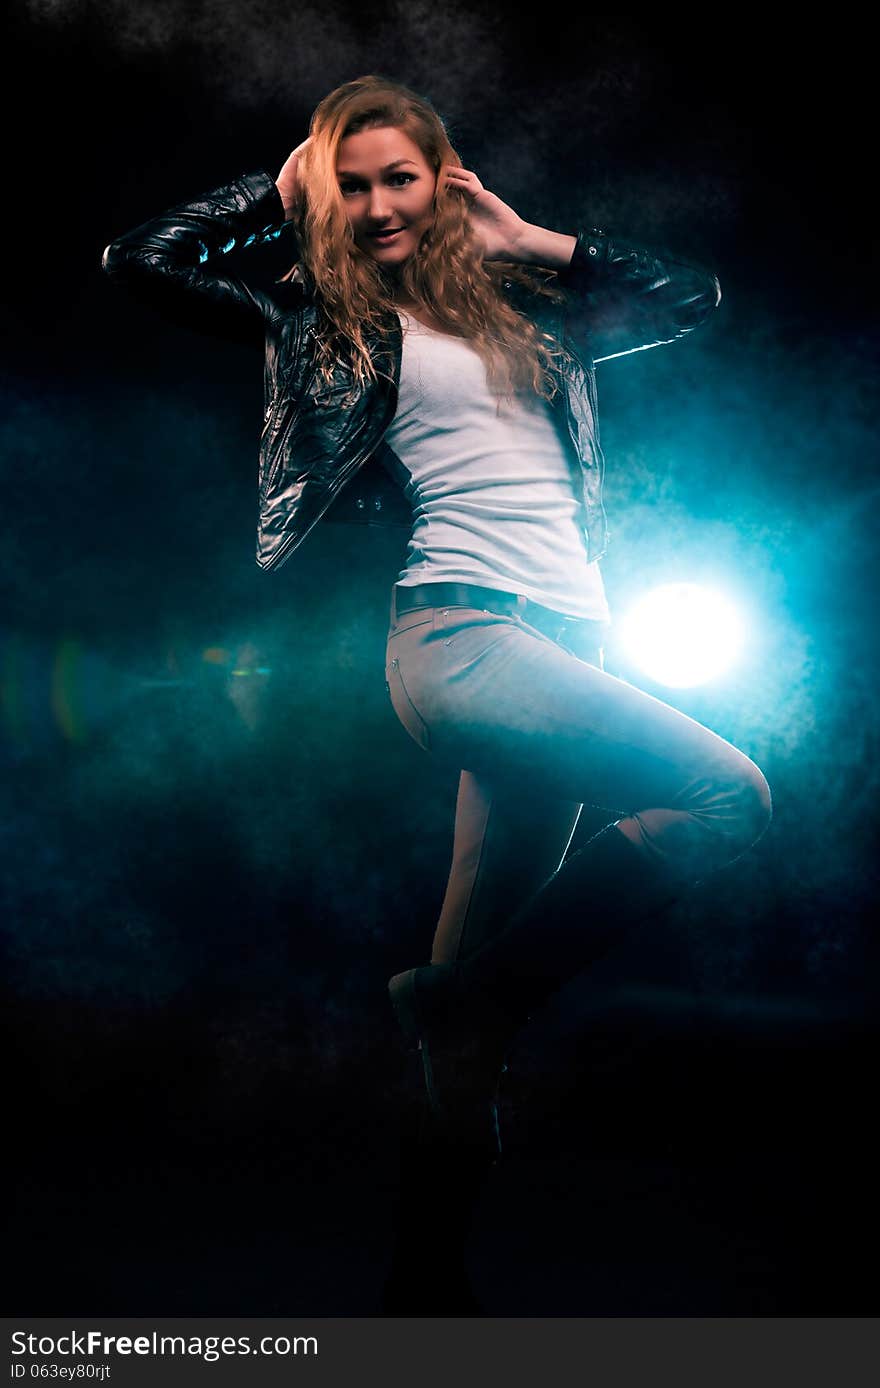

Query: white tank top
[[382, 311, 609, 621]]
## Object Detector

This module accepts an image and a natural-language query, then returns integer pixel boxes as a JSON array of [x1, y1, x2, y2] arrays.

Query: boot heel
[[387, 963, 508, 1156], [388, 969, 421, 1051], [389, 969, 444, 1115]]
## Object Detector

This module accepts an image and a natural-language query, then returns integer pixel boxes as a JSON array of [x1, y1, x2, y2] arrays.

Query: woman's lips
[[370, 228, 403, 241]]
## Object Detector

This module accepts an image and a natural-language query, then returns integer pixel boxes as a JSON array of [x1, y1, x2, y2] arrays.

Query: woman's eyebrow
[[337, 159, 419, 177]]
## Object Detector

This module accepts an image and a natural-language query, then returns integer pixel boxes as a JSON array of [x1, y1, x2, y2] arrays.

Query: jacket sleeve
[[100, 169, 295, 345], [556, 227, 721, 365]]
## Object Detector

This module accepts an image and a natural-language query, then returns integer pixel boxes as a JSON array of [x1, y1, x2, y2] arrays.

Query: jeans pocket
[[386, 654, 431, 752]]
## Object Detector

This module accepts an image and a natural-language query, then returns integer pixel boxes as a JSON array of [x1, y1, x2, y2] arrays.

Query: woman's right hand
[[275, 138, 311, 221]]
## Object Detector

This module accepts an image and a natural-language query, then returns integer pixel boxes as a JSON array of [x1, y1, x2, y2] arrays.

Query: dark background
[[3, 2, 878, 1314]]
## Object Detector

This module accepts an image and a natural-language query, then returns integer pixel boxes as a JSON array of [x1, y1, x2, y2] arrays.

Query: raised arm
[[444, 165, 721, 365], [100, 169, 294, 344], [553, 227, 722, 364]]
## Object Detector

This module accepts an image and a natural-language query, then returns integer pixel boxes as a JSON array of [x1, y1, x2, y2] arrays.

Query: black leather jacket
[[102, 169, 720, 572]]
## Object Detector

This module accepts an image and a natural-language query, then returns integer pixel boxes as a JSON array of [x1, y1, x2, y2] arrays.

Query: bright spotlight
[[618, 583, 745, 688]]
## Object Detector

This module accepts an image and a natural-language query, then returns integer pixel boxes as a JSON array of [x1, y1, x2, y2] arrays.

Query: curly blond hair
[[278, 75, 567, 400]]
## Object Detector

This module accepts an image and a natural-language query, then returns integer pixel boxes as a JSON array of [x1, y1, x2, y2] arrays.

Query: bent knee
[[681, 753, 772, 859], [735, 757, 773, 848]]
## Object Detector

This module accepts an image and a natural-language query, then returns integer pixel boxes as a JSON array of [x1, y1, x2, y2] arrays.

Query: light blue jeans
[[384, 583, 772, 980]]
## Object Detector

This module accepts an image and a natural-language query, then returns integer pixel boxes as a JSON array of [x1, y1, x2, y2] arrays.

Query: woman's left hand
[[444, 166, 530, 261]]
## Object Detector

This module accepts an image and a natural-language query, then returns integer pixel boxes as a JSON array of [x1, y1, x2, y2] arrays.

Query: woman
[[102, 74, 772, 1309]]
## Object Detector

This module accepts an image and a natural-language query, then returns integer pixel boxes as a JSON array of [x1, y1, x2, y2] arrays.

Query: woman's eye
[[338, 173, 415, 195]]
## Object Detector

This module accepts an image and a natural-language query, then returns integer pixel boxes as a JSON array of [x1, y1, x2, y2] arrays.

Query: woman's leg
[[431, 770, 583, 964], [382, 597, 770, 1303], [424, 620, 604, 966]]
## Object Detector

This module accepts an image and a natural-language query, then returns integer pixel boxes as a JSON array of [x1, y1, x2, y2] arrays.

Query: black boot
[[457, 822, 681, 1024], [388, 962, 524, 1157]]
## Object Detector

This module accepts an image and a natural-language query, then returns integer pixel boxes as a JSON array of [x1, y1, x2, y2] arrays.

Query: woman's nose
[[367, 186, 391, 220]]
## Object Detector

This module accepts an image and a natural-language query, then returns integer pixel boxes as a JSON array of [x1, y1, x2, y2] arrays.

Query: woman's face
[[336, 124, 437, 269]]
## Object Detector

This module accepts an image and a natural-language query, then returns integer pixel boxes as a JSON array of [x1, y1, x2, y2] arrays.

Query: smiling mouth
[[369, 228, 404, 240]]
